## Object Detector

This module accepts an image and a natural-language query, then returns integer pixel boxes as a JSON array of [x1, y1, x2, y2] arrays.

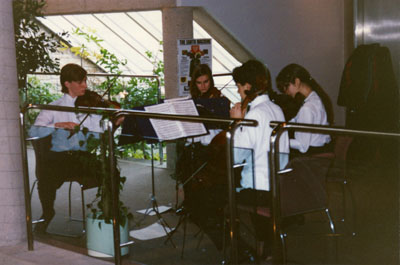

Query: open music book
[[144, 99, 207, 141]]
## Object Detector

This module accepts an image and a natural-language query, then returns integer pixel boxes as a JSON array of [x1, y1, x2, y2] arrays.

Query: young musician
[[230, 59, 289, 260], [29, 63, 104, 233], [189, 64, 222, 99], [231, 60, 289, 194], [276, 63, 334, 156]]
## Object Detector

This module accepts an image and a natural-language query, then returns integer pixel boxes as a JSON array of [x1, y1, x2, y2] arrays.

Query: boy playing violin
[[30, 63, 107, 233]]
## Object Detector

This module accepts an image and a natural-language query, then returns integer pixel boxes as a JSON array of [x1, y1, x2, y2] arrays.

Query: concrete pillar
[[161, 7, 193, 170], [162, 7, 193, 99], [0, 0, 26, 246]]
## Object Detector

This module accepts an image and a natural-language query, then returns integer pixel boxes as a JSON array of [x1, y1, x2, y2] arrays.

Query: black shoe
[[34, 210, 55, 234], [238, 247, 257, 264], [237, 238, 257, 264]]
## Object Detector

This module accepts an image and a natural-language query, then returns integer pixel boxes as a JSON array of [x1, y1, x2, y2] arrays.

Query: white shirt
[[29, 93, 104, 152], [290, 91, 331, 153], [233, 94, 289, 191]]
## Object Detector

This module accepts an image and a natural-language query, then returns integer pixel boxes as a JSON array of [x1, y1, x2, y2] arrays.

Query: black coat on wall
[[337, 43, 399, 166]]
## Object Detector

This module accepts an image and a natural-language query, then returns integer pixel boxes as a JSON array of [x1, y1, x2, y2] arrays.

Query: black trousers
[[236, 189, 272, 242], [36, 150, 101, 219]]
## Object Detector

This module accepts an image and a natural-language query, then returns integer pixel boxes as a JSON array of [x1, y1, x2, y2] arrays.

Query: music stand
[[119, 111, 177, 246], [119, 100, 229, 250], [119, 110, 207, 248]]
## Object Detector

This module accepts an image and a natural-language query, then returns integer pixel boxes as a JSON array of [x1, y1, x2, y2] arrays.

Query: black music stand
[[119, 99, 230, 251], [119, 107, 177, 246]]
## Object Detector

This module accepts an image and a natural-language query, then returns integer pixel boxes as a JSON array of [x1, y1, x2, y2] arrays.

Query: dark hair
[[60, 63, 87, 93], [189, 64, 215, 98], [276, 63, 334, 125], [232, 59, 272, 96]]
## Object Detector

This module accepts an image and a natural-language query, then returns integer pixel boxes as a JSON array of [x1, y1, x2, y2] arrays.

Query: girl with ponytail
[[276, 63, 334, 156]]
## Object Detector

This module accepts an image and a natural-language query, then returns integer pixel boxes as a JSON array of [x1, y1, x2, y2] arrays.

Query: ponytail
[[276, 63, 334, 125]]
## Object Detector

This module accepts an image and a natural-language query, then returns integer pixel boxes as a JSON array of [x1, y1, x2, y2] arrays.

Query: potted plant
[[81, 124, 133, 257]]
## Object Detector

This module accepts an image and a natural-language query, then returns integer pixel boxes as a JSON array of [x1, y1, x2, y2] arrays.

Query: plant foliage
[[13, 0, 66, 91], [83, 132, 133, 227]]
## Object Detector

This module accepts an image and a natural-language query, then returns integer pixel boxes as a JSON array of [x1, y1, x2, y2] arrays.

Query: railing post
[[269, 122, 285, 264], [19, 111, 34, 251], [107, 120, 122, 265], [226, 125, 239, 264]]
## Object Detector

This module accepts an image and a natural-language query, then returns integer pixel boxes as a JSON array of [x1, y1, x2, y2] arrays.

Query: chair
[[29, 135, 99, 237], [312, 135, 356, 235], [223, 156, 337, 264]]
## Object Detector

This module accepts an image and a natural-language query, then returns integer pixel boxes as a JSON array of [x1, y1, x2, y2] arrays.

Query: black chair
[[312, 135, 356, 235], [29, 134, 99, 237], [223, 155, 337, 264]]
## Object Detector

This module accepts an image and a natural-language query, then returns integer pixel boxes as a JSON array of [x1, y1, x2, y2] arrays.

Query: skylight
[[38, 10, 240, 102]]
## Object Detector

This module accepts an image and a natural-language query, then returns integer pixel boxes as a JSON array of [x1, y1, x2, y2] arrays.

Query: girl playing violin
[[189, 64, 222, 99], [276, 63, 333, 157], [231, 60, 289, 194], [231, 59, 289, 260]]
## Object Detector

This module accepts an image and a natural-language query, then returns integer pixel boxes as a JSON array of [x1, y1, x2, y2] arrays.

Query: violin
[[75, 90, 121, 109], [68, 90, 122, 138], [198, 86, 222, 99]]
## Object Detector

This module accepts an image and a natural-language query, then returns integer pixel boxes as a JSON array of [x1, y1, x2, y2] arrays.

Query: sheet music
[[129, 222, 173, 240], [170, 100, 207, 136], [145, 103, 183, 140], [144, 100, 207, 141]]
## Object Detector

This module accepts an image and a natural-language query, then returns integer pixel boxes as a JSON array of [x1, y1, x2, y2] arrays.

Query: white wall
[[179, 0, 349, 125]]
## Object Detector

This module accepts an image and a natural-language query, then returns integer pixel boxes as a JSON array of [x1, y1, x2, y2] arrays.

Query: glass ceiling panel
[[38, 10, 240, 102]]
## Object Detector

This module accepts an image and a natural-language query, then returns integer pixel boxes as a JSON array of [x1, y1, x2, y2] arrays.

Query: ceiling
[[38, 10, 241, 101]]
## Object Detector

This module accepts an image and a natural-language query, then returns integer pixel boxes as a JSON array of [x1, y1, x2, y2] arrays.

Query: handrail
[[268, 121, 400, 263], [19, 104, 258, 265], [22, 104, 257, 127]]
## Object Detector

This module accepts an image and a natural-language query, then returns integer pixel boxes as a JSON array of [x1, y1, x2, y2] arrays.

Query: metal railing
[[268, 121, 400, 263], [19, 103, 258, 265]]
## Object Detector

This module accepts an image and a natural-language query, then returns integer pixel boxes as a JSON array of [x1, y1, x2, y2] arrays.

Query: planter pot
[[86, 215, 129, 257]]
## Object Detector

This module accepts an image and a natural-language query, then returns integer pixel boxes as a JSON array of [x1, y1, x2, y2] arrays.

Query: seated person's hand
[[114, 116, 125, 127], [230, 103, 245, 119], [54, 122, 80, 130]]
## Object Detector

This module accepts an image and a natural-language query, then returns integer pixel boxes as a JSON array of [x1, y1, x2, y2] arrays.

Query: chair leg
[[345, 181, 357, 236], [68, 182, 73, 220], [81, 185, 86, 233], [325, 208, 336, 234], [280, 232, 287, 264], [30, 179, 38, 202], [341, 181, 347, 223], [68, 182, 86, 234], [181, 214, 187, 258], [222, 209, 228, 263]]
